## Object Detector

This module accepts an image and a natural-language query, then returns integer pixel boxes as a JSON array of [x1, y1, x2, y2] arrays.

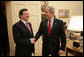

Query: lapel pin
[[55, 23, 57, 25]]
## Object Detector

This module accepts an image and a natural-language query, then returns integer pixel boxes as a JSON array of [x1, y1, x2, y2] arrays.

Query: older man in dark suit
[[35, 6, 66, 56], [13, 8, 35, 56]]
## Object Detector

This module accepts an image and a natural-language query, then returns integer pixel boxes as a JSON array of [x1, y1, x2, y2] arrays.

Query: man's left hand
[[58, 50, 65, 55]]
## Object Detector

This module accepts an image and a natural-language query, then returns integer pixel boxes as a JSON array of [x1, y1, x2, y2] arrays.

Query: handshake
[[30, 38, 35, 44]]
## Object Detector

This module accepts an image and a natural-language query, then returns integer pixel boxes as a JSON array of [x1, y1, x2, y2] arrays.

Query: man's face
[[44, 8, 52, 19], [20, 11, 29, 21]]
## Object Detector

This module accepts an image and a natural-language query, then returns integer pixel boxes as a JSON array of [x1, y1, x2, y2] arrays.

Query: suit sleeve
[[59, 21, 66, 51], [35, 21, 43, 41], [13, 25, 31, 46]]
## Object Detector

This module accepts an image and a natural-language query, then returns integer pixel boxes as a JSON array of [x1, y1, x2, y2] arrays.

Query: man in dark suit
[[35, 6, 66, 56], [13, 8, 35, 56]]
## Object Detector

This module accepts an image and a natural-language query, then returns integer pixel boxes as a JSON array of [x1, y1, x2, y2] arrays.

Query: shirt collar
[[21, 19, 28, 24], [49, 17, 54, 22]]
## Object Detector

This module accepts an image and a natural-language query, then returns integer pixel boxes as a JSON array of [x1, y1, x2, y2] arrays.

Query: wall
[[49, 1, 83, 26]]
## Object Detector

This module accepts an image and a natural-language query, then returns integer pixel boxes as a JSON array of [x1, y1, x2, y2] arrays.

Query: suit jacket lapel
[[45, 20, 49, 35], [51, 18, 58, 35], [19, 20, 32, 35]]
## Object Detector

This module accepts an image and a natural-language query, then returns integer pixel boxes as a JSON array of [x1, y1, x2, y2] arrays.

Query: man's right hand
[[30, 38, 35, 44]]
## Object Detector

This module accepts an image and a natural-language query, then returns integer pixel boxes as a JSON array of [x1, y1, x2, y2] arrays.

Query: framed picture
[[58, 9, 69, 18]]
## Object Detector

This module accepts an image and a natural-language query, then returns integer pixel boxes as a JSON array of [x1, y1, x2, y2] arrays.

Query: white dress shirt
[[21, 19, 31, 29], [21, 19, 28, 26], [47, 17, 54, 29]]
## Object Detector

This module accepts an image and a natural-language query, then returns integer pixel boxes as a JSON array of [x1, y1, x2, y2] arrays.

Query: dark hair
[[19, 8, 28, 19]]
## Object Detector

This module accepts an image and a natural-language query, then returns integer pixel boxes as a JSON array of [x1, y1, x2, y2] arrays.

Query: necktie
[[26, 22, 31, 33], [48, 20, 51, 36]]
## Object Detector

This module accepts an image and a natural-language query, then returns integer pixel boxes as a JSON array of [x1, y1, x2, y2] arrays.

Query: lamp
[[67, 16, 83, 48]]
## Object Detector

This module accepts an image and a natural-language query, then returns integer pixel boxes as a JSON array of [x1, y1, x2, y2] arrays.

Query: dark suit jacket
[[13, 20, 35, 56], [35, 18, 66, 55]]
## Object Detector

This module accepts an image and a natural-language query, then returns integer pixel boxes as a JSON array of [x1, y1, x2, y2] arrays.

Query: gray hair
[[46, 6, 55, 14]]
